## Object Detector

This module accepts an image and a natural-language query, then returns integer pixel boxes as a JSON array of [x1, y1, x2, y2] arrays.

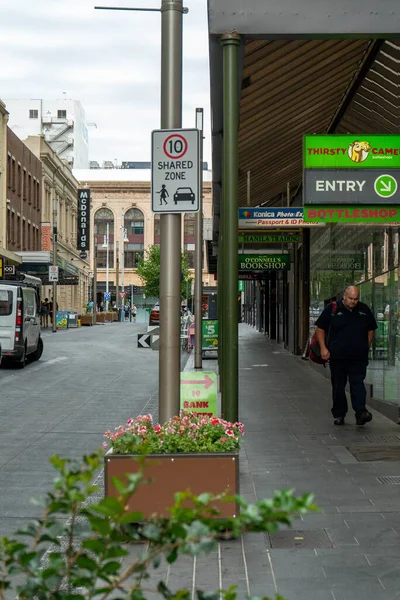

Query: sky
[[0, 0, 211, 167]]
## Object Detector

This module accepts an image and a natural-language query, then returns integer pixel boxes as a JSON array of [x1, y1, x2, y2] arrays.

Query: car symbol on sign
[[174, 187, 195, 205]]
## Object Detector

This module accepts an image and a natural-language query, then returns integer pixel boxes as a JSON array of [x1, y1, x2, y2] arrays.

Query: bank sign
[[238, 254, 290, 271], [77, 189, 90, 251], [304, 135, 400, 169]]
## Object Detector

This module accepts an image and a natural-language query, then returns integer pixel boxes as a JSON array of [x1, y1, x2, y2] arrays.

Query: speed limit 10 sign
[[151, 128, 200, 214]]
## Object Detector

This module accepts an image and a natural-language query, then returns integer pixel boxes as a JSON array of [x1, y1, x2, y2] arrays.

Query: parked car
[[173, 187, 195, 205], [0, 274, 44, 368], [149, 303, 160, 326]]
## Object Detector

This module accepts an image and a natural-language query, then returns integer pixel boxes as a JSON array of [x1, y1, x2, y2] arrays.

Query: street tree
[[137, 245, 193, 300]]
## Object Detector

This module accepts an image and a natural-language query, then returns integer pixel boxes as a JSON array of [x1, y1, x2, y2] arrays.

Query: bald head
[[343, 286, 360, 311]]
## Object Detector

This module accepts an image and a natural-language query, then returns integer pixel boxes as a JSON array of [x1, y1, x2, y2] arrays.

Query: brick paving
[[161, 325, 400, 600]]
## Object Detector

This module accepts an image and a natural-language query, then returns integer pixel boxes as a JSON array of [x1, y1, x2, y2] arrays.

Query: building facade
[[6, 127, 42, 253], [18, 136, 90, 312], [73, 169, 214, 308], [0, 100, 21, 270], [5, 98, 89, 169]]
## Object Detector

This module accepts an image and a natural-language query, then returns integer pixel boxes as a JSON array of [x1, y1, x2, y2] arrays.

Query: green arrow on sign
[[374, 174, 398, 198]]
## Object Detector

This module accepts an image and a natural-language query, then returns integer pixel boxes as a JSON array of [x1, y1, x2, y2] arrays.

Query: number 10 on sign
[[151, 129, 200, 214]]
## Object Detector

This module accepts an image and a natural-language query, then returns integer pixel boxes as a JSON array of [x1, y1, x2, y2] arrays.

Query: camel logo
[[348, 140, 371, 163]]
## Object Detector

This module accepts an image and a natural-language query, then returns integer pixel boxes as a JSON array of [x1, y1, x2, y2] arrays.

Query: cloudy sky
[[0, 0, 211, 166]]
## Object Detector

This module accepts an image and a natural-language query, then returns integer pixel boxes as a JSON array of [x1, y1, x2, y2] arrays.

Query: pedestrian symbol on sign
[[157, 184, 169, 206]]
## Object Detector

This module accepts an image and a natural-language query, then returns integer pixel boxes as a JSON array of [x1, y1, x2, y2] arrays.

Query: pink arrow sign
[[181, 374, 214, 390]]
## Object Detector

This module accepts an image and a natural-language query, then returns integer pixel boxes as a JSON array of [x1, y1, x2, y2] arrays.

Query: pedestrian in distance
[[315, 285, 377, 427], [132, 303, 137, 322], [40, 297, 49, 328]]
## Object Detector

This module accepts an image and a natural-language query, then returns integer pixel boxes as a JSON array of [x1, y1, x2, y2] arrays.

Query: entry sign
[[180, 371, 217, 417], [151, 129, 200, 214]]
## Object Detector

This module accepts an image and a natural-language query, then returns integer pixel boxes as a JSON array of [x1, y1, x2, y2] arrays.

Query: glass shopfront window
[[309, 224, 400, 405]]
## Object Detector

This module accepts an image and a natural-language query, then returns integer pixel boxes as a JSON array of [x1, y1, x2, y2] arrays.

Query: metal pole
[[116, 240, 120, 308], [130, 283, 133, 321], [220, 33, 241, 423], [194, 107, 203, 369], [121, 210, 125, 292], [52, 182, 58, 333], [247, 171, 251, 206], [93, 225, 98, 325], [158, 0, 183, 423], [105, 222, 109, 311]]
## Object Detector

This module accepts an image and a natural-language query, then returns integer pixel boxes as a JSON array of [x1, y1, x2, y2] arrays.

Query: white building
[[4, 98, 89, 169]]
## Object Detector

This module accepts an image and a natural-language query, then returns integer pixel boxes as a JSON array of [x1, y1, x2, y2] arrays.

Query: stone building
[[73, 169, 214, 307], [18, 136, 91, 312]]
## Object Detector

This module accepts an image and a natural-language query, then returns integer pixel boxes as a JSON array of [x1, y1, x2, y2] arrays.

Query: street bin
[[67, 311, 78, 328]]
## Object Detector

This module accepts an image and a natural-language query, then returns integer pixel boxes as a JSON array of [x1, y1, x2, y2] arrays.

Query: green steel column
[[218, 207, 224, 394], [220, 32, 241, 423]]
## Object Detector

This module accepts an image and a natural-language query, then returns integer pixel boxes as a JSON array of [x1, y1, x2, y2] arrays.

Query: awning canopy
[[208, 1, 400, 233]]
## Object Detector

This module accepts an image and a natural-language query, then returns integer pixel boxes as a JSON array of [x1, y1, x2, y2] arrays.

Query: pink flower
[[154, 424, 162, 433], [226, 429, 235, 438], [104, 430, 110, 437], [138, 426, 147, 435], [219, 437, 228, 443], [102, 441, 108, 449], [126, 418, 134, 426], [211, 418, 220, 426]]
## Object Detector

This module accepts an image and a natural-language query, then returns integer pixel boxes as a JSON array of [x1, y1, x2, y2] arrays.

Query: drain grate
[[347, 445, 400, 462], [269, 529, 333, 549], [364, 435, 400, 444], [376, 476, 400, 484]]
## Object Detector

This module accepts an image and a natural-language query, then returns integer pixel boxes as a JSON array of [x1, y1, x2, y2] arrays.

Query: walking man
[[315, 286, 377, 426]]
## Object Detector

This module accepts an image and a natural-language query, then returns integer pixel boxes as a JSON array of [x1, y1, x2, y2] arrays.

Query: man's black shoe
[[356, 410, 373, 426], [333, 417, 345, 426]]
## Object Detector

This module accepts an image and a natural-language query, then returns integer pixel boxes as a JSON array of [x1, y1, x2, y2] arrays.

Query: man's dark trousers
[[329, 359, 368, 418]]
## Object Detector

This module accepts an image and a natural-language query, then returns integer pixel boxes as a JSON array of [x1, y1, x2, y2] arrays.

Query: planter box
[[79, 315, 93, 326], [96, 313, 106, 323], [105, 451, 239, 519]]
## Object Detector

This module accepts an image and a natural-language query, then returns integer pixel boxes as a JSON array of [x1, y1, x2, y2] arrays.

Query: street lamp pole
[[93, 225, 98, 325], [121, 209, 125, 293], [52, 179, 58, 334], [104, 222, 109, 311], [194, 107, 204, 368], [94, 1, 186, 418], [159, 0, 184, 423]]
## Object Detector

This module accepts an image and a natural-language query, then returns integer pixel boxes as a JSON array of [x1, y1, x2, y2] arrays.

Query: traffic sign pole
[[194, 108, 203, 369], [159, 0, 183, 423]]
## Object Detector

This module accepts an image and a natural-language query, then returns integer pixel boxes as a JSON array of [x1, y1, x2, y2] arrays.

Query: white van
[[0, 275, 43, 368]]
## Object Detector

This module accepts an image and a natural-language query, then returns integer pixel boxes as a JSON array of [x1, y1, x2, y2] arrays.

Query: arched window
[[154, 214, 161, 245], [184, 213, 195, 268], [124, 208, 144, 268], [94, 208, 114, 268]]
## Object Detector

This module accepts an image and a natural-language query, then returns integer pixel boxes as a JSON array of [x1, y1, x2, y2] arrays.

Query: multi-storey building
[[0, 101, 21, 270], [6, 127, 42, 253], [16, 135, 91, 311], [73, 168, 214, 307], [4, 98, 89, 169]]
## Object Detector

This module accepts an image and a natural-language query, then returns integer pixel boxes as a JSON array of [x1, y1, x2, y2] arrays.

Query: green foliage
[[136, 245, 192, 300], [104, 412, 244, 455], [0, 450, 318, 600]]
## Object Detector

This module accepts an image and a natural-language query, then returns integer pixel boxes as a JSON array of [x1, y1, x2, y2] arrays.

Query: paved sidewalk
[[161, 324, 400, 600]]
